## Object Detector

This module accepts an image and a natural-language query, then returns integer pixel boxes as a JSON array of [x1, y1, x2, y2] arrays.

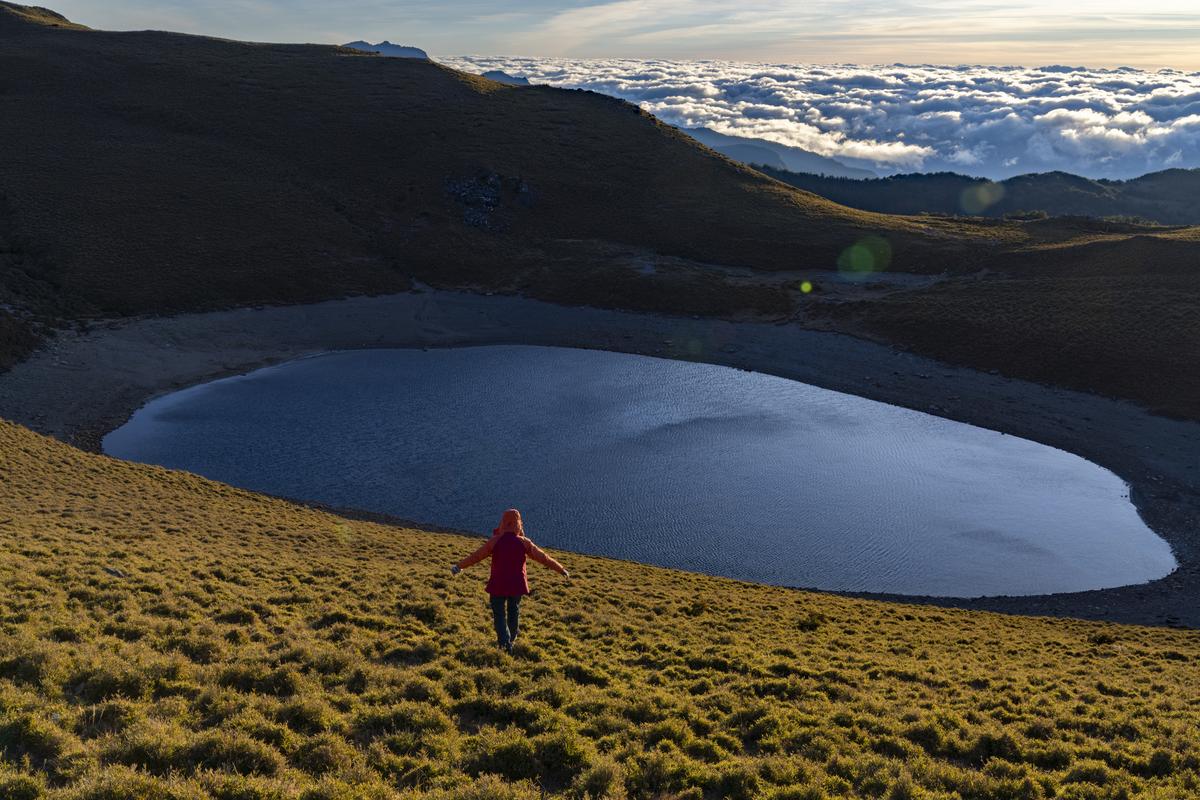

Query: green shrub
[[291, 733, 362, 776], [277, 698, 339, 734], [453, 696, 558, 735], [1141, 749, 1175, 777], [102, 718, 189, 774], [65, 766, 203, 800], [68, 664, 150, 703], [0, 711, 79, 770], [571, 755, 626, 799], [625, 750, 709, 797], [456, 644, 506, 668], [215, 608, 258, 625], [0, 645, 61, 688], [769, 787, 826, 800], [451, 774, 543, 800], [75, 700, 142, 739], [49, 625, 84, 643], [966, 730, 1022, 765], [397, 676, 447, 704], [525, 677, 573, 709], [462, 727, 540, 782], [534, 730, 595, 788], [381, 640, 438, 666], [396, 598, 445, 627], [562, 663, 609, 687], [352, 702, 452, 741], [643, 719, 690, 748], [167, 633, 225, 664], [227, 711, 296, 752], [1063, 759, 1114, 786], [1028, 744, 1072, 770], [0, 769, 45, 800], [186, 730, 285, 776], [200, 772, 289, 800], [217, 664, 301, 696], [712, 761, 761, 800]]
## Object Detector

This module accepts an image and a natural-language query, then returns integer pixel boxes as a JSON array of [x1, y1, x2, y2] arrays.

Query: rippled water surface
[[104, 346, 1176, 596]]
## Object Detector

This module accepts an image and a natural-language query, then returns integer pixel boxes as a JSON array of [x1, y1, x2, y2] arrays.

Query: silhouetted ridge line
[[761, 166, 1200, 225]]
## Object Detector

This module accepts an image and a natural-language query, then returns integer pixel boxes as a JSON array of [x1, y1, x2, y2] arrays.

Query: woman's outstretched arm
[[455, 535, 497, 571], [524, 539, 569, 577]]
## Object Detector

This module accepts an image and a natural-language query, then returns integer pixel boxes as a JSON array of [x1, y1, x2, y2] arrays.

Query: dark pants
[[489, 595, 521, 649]]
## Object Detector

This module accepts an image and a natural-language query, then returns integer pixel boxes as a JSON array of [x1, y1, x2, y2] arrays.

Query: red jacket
[[457, 530, 567, 596]]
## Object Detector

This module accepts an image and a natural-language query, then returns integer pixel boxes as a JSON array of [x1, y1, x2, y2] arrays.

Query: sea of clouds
[[441, 57, 1200, 179]]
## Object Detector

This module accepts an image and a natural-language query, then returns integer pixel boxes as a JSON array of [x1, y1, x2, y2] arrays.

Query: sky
[[51, 0, 1200, 71]]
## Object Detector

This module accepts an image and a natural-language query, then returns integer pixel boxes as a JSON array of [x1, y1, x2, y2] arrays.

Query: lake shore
[[1, 289, 1196, 626]]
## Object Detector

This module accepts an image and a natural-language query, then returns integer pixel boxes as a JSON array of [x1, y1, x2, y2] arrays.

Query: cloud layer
[[443, 57, 1200, 179]]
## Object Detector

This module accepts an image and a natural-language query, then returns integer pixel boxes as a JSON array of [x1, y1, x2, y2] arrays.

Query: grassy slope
[[3, 420, 1200, 800], [822, 274, 1200, 418], [812, 218, 1200, 419], [818, 224, 1200, 419]]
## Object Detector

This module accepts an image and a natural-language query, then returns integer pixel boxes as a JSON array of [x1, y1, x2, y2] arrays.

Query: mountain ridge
[[481, 69, 530, 85], [341, 39, 428, 59], [685, 127, 877, 179], [762, 165, 1200, 225]]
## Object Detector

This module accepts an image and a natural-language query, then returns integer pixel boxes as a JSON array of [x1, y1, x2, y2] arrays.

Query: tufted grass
[[1, 418, 1198, 799]]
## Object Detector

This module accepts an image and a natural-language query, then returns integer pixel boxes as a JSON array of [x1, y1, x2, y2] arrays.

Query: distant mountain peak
[[342, 40, 428, 59], [0, 2, 86, 29], [684, 127, 876, 179], [481, 69, 530, 86]]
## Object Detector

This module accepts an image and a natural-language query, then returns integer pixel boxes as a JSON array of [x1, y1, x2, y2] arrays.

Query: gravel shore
[[1, 290, 1195, 626]]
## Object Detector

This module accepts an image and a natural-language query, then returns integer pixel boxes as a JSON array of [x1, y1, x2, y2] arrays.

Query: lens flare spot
[[960, 182, 1005, 214], [800, 280, 813, 294], [837, 235, 892, 279]]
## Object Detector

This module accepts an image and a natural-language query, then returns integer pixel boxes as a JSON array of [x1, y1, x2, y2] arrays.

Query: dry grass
[[817, 272, 1200, 419], [2, 420, 1199, 799]]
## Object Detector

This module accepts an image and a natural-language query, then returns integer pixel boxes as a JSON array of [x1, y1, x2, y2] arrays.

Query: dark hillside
[[1, 4, 1198, 417], [0, 2, 966, 319]]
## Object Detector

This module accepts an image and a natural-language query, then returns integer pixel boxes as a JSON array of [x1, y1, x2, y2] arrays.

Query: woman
[[451, 508, 569, 652]]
